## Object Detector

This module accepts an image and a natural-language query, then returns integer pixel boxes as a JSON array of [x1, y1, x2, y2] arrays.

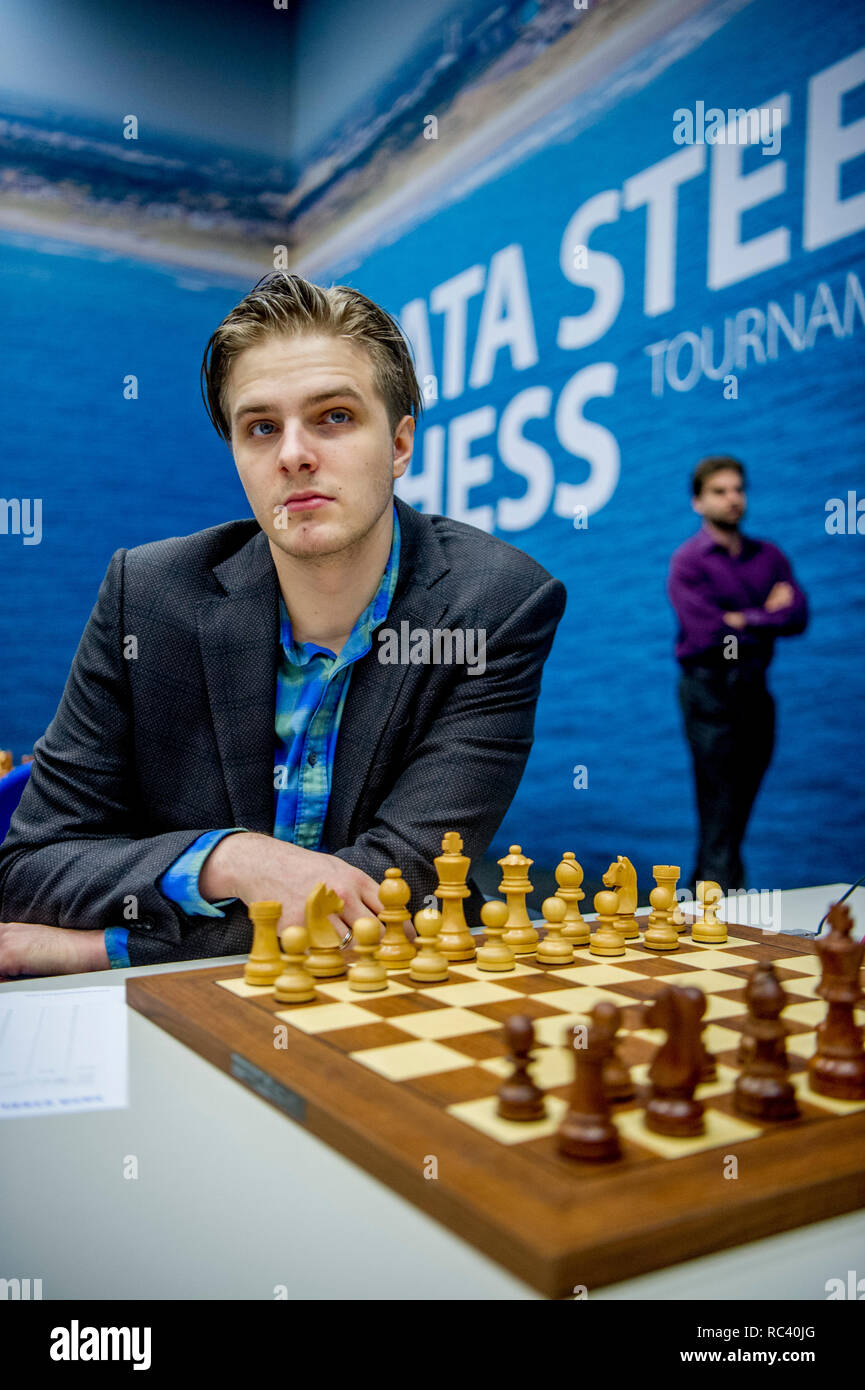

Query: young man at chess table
[[0, 274, 566, 976]]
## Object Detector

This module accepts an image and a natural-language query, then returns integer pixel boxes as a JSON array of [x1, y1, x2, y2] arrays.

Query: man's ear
[[392, 414, 415, 480], [690, 495, 703, 516]]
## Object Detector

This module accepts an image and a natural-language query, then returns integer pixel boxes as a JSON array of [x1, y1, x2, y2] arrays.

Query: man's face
[[226, 332, 413, 558], [692, 468, 746, 527]]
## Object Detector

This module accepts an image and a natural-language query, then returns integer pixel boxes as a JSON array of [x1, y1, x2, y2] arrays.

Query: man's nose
[[276, 420, 318, 470]]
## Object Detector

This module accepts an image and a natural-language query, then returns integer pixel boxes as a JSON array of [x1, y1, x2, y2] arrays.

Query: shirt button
[[307, 752, 317, 766]]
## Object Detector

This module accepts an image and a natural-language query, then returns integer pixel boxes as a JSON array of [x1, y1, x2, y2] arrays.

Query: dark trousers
[[678, 663, 775, 891]]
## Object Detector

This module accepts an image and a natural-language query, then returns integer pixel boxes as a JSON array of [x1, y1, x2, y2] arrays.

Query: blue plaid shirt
[[103, 509, 401, 968]]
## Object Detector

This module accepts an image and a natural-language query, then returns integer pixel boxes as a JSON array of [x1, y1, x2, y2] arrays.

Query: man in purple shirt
[[667, 456, 808, 892]]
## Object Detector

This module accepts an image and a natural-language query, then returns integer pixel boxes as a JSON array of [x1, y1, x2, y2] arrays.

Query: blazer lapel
[[197, 529, 279, 833]]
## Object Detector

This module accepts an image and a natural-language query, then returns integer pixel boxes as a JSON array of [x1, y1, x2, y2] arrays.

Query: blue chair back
[[0, 763, 32, 843]]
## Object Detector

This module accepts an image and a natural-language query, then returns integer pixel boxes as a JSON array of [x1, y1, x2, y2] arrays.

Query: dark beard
[[711, 517, 740, 533]]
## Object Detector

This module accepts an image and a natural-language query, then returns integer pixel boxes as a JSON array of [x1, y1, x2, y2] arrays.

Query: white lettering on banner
[[396, 45, 865, 529], [447, 407, 495, 530], [553, 364, 619, 519], [805, 48, 865, 250], [557, 190, 624, 350], [708, 93, 791, 290], [622, 144, 705, 316], [429, 264, 485, 399], [398, 367, 619, 526], [497, 386, 554, 532], [469, 243, 538, 388], [643, 272, 864, 397]]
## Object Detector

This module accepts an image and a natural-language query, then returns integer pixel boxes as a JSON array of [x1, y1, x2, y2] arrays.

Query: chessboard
[[126, 915, 865, 1299]]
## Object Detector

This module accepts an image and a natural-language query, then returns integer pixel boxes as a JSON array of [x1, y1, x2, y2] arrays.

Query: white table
[[2, 884, 863, 1300]]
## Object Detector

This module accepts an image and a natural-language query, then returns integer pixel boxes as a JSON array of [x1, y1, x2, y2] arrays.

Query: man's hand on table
[[200, 832, 406, 942], [0, 836, 405, 978], [0, 922, 110, 979]]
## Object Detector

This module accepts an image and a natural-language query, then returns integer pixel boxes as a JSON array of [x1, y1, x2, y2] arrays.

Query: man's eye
[[324, 409, 351, 424], [250, 421, 276, 437]]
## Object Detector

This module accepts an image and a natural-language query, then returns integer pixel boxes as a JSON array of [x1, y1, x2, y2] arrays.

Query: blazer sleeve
[[332, 574, 567, 922], [0, 549, 223, 954]]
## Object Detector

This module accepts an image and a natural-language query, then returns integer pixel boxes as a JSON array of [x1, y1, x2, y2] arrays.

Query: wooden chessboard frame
[[126, 920, 865, 1299]]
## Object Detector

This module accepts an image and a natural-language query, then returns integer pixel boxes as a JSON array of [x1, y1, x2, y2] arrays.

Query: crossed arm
[[668, 551, 808, 641]]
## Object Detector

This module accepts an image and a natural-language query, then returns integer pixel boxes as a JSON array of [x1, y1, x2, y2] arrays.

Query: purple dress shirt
[[667, 524, 808, 668]]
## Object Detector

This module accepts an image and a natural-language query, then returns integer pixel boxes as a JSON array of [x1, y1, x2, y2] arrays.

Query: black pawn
[[497, 1015, 546, 1121], [734, 962, 800, 1121], [558, 1004, 622, 1161]]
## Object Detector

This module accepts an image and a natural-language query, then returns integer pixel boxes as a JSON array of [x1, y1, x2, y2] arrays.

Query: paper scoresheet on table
[[0, 988, 128, 1117]]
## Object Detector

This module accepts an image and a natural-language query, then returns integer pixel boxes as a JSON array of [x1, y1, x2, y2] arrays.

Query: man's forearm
[[0, 827, 229, 937], [0, 922, 110, 978]]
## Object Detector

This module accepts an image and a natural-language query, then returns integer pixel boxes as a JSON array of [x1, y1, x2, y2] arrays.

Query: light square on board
[[775, 975, 820, 999], [314, 978, 412, 1002], [350, 1039, 474, 1081], [785, 1031, 817, 1060], [217, 977, 276, 999], [672, 948, 758, 968], [770, 954, 821, 975], [448, 960, 539, 981], [533, 1012, 593, 1047], [702, 1023, 749, 1053], [790, 1072, 865, 1114], [616, 1106, 762, 1158], [447, 1094, 568, 1145], [530, 986, 644, 1014], [654, 969, 756, 994], [387, 1007, 502, 1041], [480, 1045, 573, 1089], [783, 1000, 826, 1027], [415, 980, 518, 1007], [554, 963, 646, 987], [570, 945, 649, 963], [275, 1001, 380, 1034]]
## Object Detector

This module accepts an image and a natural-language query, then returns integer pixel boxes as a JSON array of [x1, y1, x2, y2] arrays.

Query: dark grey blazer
[[0, 497, 566, 964]]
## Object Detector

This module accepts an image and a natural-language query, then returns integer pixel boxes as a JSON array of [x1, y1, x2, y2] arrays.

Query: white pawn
[[643, 885, 679, 953], [476, 900, 515, 972], [536, 896, 575, 965], [348, 917, 388, 992], [409, 907, 449, 983], [693, 880, 727, 944], [274, 925, 316, 1003], [589, 890, 626, 957]]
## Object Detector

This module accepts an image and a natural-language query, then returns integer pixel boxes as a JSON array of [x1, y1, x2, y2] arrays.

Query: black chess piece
[[497, 1015, 546, 1121], [734, 961, 800, 1120], [644, 986, 705, 1136], [558, 1002, 622, 1160], [809, 903, 865, 1102]]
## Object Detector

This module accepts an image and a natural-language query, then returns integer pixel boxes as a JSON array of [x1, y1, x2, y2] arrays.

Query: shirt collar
[[279, 504, 401, 668], [695, 522, 753, 556]]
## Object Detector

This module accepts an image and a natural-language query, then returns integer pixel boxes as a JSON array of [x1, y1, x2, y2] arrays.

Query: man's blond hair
[[200, 271, 424, 443]]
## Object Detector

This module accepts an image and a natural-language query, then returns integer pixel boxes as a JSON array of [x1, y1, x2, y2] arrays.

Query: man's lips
[[280, 493, 334, 513]]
